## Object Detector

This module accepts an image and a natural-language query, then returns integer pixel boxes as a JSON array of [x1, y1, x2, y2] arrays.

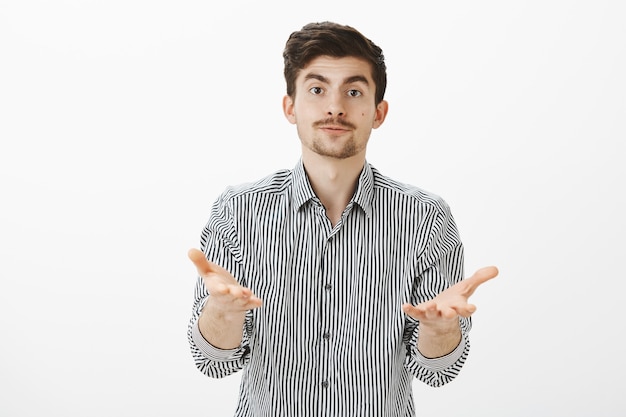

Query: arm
[[187, 195, 262, 378], [402, 203, 498, 386], [402, 265, 497, 387]]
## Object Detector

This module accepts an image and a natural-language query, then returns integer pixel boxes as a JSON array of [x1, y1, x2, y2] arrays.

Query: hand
[[188, 248, 262, 316], [402, 266, 499, 329]]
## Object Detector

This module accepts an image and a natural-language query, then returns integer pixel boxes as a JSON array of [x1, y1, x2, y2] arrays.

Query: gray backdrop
[[1, 1, 624, 415]]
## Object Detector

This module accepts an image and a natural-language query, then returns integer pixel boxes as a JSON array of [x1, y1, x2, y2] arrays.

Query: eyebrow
[[304, 73, 370, 86]]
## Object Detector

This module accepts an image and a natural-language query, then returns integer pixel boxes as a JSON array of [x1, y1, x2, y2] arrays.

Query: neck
[[301, 149, 365, 226]]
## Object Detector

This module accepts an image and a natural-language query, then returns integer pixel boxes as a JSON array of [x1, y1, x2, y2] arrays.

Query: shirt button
[[323, 332, 330, 340], [325, 283, 332, 291], [322, 380, 329, 388]]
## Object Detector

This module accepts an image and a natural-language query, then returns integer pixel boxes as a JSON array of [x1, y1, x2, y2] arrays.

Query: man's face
[[283, 55, 388, 160]]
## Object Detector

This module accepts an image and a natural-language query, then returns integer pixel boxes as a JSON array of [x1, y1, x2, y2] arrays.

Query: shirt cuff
[[414, 334, 467, 372], [191, 319, 244, 362]]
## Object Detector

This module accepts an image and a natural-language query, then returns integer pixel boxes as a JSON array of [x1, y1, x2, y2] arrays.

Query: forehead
[[298, 55, 374, 84]]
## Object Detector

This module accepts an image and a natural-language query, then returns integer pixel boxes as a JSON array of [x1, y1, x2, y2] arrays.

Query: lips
[[314, 118, 356, 130], [319, 125, 349, 131]]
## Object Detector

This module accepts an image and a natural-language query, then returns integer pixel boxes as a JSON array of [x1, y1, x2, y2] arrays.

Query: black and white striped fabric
[[188, 159, 470, 417]]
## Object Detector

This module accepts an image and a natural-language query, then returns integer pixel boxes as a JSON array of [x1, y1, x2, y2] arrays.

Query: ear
[[372, 100, 389, 129], [282, 95, 296, 125]]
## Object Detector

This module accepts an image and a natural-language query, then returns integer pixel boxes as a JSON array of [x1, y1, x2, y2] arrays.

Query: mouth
[[319, 125, 350, 132], [315, 119, 355, 134]]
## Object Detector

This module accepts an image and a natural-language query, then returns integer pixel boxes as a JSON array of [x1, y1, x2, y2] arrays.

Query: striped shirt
[[188, 159, 470, 417]]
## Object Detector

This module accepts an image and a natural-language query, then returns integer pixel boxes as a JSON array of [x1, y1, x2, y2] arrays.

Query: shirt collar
[[291, 158, 374, 218], [351, 161, 374, 218], [292, 159, 317, 211]]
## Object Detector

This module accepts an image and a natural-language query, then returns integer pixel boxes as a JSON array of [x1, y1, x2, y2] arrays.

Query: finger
[[209, 283, 262, 305], [440, 306, 458, 319], [421, 301, 460, 320], [402, 302, 433, 320], [403, 302, 460, 321], [224, 287, 264, 310], [203, 291, 263, 314], [465, 266, 499, 292], [228, 285, 247, 299], [452, 303, 477, 317], [209, 282, 230, 296], [228, 286, 262, 303], [240, 289, 264, 307], [423, 302, 439, 320], [402, 303, 422, 320], [242, 296, 263, 310]]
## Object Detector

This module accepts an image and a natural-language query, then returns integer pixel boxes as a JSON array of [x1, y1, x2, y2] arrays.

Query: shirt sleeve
[[187, 190, 253, 378], [403, 200, 471, 387]]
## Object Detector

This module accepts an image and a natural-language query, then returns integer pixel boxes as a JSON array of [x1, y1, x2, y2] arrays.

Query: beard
[[302, 117, 364, 159], [309, 137, 359, 159]]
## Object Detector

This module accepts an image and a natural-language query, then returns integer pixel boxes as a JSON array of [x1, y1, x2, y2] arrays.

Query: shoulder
[[217, 168, 293, 203], [370, 165, 451, 214]]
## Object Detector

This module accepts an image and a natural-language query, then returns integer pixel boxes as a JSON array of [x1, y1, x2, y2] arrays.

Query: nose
[[326, 92, 345, 117]]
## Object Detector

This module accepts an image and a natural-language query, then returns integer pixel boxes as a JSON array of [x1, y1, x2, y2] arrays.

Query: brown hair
[[283, 22, 387, 105]]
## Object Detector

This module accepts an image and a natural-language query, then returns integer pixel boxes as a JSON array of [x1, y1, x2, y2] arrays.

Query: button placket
[[319, 231, 335, 396]]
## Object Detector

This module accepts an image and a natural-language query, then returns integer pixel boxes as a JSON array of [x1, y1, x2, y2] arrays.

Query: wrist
[[418, 317, 460, 337], [201, 301, 246, 324], [198, 303, 247, 350]]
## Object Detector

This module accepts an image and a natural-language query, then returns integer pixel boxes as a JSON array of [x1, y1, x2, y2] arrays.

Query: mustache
[[313, 118, 356, 129]]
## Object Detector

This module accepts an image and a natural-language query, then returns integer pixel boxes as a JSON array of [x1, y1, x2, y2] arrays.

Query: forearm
[[188, 307, 249, 378], [417, 319, 462, 358], [198, 299, 247, 349], [188, 293, 251, 378], [406, 331, 469, 387]]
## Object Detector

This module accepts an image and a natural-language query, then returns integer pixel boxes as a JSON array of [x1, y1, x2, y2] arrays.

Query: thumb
[[188, 248, 214, 276], [466, 266, 499, 290]]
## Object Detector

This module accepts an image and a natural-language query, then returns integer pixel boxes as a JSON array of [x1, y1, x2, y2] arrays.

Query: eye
[[309, 86, 323, 95], [347, 89, 362, 98]]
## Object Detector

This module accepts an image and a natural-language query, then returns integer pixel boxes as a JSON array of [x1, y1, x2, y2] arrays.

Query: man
[[188, 21, 498, 416]]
